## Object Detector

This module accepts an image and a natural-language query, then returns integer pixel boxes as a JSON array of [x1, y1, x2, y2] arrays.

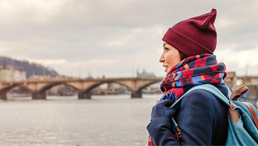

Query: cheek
[[165, 52, 180, 68]]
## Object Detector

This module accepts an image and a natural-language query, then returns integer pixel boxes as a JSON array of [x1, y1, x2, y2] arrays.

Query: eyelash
[[164, 47, 169, 51]]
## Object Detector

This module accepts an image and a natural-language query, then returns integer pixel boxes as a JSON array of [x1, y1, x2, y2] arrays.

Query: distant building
[[225, 71, 237, 91], [137, 69, 155, 78], [0, 64, 26, 82], [85, 72, 93, 79]]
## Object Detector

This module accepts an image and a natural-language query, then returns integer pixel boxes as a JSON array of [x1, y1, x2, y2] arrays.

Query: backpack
[[171, 84, 258, 145]]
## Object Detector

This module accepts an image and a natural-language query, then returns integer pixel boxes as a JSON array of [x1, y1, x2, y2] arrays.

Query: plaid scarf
[[148, 53, 227, 146]]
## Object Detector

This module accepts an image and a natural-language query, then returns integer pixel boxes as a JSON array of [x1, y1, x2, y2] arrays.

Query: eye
[[164, 47, 169, 51]]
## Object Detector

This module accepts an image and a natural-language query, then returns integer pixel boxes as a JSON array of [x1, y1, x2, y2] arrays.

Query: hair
[[179, 52, 187, 61]]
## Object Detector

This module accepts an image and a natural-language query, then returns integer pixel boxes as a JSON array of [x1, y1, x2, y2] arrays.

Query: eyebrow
[[163, 43, 167, 47]]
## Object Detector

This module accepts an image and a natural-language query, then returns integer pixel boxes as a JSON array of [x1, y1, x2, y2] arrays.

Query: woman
[[147, 9, 229, 145]]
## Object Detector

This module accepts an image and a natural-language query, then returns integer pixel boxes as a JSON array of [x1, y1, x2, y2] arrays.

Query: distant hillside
[[0, 56, 58, 78]]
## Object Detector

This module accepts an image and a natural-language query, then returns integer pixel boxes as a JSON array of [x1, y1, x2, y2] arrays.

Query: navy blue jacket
[[147, 84, 229, 145]]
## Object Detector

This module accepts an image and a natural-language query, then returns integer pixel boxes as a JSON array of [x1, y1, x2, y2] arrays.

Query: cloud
[[105, 28, 143, 49], [215, 45, 258, 75], [216, 46, 258, 67], [0, 0, 257, 77], [216, 17, 234, 30]]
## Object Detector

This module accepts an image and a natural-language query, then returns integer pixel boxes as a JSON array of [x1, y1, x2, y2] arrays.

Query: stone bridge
[[0, 77, 164, 100]]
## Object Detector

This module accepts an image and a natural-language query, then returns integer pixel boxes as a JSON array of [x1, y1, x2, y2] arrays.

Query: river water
[[0, 94, 161, 146]]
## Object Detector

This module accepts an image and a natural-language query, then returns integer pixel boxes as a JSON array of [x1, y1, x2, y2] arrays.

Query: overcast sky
[[0, 0, 257, 78]]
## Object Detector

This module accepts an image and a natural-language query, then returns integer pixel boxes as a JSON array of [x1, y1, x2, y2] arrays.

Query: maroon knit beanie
[[162, 9, 217, 57]]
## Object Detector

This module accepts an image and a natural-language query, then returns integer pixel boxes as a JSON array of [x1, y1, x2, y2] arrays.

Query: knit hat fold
[[190, 9, 216, 30], [162, 9, 217, 57]]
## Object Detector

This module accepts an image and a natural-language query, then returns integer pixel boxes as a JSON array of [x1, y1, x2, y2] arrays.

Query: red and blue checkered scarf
[[159, 53, 227, 101], [148, 53, 227, 146]]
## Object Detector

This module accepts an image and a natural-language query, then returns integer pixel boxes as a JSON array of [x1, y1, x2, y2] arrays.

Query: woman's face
[[159, 42, 181, 74]]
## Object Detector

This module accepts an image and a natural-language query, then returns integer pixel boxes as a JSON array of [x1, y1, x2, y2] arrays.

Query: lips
[[163, 65, 168, 72]]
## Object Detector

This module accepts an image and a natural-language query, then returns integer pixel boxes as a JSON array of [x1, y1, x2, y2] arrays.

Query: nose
[[159, 52, 165, 63]]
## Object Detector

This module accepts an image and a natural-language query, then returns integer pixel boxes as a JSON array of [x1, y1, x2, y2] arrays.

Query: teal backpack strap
[[170, 84, 230, 109]]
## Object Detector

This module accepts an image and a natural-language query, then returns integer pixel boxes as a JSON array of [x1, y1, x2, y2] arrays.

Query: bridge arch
[[31, 82, 80, 99], [129, 80, 161, 98], [37, 82, 79, 93], [78, 81, 133, 99], [0, 84, 32, 100], [83, 81, 132, 92], [137, 81, 161, 91]]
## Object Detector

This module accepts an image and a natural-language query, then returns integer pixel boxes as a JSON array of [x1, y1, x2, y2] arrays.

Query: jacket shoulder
[[182, 89, 216, 105], [180, 88, 226, 116]]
